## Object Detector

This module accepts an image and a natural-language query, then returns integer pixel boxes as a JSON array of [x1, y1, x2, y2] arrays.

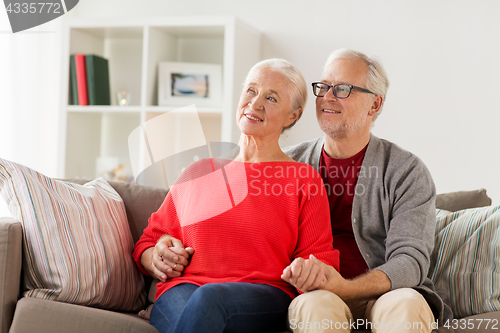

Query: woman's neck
[[235, 134, 292, 162]]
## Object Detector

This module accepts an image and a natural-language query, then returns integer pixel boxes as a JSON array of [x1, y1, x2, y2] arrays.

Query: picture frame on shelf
[[158, 61, 222, 107]]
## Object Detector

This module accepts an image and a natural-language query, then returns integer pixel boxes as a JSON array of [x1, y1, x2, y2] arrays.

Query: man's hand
[[282, 255, 330, 292], [141, 234, 194, 282], [283, 255, 392, 304], [282, 255, 346, 295]]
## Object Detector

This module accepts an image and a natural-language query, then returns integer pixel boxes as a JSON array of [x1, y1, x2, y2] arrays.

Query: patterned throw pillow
[[0, 158, 146, 311], [429, 206, 500, 318]]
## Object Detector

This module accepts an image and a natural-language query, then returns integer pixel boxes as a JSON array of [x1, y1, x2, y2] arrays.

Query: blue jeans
[[150, 282, 292, 333]]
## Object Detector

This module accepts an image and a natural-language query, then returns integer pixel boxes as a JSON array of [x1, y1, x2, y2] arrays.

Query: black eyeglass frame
[[311, 82, 376, 99]]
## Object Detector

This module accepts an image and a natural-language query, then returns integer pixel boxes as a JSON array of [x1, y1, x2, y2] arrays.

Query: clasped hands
[[148, 235, 343, 294], [148, 234, 194, 282], [281, 254, 344, 293]]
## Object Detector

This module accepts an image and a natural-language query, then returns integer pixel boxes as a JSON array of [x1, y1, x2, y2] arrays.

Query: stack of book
[[69, 54, 111, 106]]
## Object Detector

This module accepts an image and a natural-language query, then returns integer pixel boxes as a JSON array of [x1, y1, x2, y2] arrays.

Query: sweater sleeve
[[132, 191, 182, 276], [293, 166, 340, 271], [374, 156, 436, 289]]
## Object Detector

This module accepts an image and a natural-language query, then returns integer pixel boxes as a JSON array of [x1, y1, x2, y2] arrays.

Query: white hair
[[324, 49, 389, 120]]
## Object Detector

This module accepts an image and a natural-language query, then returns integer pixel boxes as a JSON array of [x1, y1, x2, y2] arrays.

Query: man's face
[[316, 58, 377, 140]]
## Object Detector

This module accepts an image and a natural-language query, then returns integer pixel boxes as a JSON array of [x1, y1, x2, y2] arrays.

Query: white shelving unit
[[59, 16, 260, 187]]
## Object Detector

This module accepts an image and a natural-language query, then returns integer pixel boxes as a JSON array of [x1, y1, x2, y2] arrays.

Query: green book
[[69, 55, 78, 105], [85, 54, 111, 105]]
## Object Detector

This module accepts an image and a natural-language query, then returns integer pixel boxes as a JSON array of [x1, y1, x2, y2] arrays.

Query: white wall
[[3, 1, 499, 208], [68, 0, 500, 203], [0, 13, 62, 217]]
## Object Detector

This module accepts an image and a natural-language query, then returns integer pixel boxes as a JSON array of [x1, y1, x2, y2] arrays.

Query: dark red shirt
[[319, 145, 369, 279]]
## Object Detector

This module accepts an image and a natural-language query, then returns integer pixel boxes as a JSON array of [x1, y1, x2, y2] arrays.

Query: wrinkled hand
[[283, 255, 392, 306], [282, 254, 343, 293], [281, 254, 326, 292], [148, 234, 194, 282]]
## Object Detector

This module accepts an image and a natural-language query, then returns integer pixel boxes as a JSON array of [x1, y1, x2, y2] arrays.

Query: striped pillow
[[429, 206, 500, 318], [0, 158, 146, 311]]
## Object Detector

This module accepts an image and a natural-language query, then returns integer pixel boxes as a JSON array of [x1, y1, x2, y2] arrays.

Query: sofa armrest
[[0, 218, 22, 333]]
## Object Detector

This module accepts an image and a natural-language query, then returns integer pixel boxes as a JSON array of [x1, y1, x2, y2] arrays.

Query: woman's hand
[[141, 234, 194, 282]]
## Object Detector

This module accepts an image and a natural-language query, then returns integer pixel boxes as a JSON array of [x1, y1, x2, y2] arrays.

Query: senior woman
[[133, 59, 339, 333]]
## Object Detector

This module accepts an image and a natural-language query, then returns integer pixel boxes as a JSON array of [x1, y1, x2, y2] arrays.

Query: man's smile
[[322, 109, 341, 114]]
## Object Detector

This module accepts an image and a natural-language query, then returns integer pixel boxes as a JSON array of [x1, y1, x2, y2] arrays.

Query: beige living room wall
[[1, 0, 499, 209]]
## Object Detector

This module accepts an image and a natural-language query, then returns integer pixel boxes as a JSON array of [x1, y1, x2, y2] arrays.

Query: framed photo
[[158, 61, 222, 107]]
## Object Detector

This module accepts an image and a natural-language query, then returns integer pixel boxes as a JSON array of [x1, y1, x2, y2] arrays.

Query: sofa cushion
[[67, 179, 168, 243], [433, 311, 500, 332], [0, 218, 22, 333], [0, 158, 146, 311], [10, 297, 159, 333], [436, 189, 492, 212], [429, 206, 500, 318], [67, 180, 168, 310]]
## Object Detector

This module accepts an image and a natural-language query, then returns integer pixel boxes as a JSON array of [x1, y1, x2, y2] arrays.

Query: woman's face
[[237, 68, 298, 140]]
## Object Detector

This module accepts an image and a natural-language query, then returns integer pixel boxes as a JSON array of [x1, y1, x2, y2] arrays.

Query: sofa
[[0, 178, 168, 333], [0, 163, 499, 332]]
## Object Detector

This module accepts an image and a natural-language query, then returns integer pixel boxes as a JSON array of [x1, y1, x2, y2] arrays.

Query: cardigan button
[[353, 218, 356, 224], [365, 252, 371, 258]]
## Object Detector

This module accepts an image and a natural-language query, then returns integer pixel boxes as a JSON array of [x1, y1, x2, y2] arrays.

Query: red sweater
[[133, 159, 339, 300]]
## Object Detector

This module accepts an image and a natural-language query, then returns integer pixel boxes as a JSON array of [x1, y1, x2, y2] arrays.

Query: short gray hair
[[244, 58, 307, 132], [324, 49, 389, 120]]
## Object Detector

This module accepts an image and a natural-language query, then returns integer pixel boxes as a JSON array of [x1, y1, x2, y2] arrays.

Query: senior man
[[281, 48, 452, 333]]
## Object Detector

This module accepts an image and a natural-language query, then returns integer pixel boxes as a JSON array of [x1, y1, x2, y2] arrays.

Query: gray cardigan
[[283, 134, 453, 323]]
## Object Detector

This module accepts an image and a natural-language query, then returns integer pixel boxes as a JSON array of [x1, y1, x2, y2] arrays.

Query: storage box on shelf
[[59, 17, 261, 188]]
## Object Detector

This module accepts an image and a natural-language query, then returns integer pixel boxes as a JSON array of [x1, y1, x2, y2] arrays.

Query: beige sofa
[[0, 180, 498, 333], [1, 180, 166, 333]]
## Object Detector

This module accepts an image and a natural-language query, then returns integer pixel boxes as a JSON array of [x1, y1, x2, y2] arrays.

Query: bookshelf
[[59, 17, 261, 187]]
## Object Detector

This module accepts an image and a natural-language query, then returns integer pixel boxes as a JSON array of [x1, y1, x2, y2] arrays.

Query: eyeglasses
[[311, 82, 375, 99]]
